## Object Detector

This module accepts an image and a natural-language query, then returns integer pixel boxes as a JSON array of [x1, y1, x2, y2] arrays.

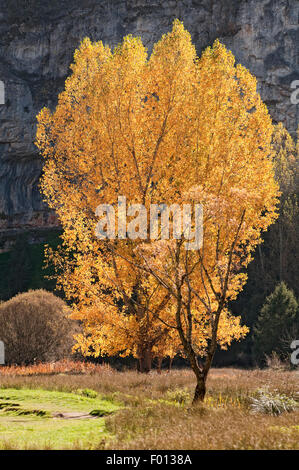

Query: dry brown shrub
[[0, 289, 79, 365]]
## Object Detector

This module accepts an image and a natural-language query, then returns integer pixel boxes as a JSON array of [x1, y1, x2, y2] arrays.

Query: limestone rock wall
[[0, 0, 298, 231]]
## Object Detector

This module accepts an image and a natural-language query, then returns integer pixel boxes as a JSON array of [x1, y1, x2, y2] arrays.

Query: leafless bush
[[265, 352, 289, 371], [0, 289, 79, 365]]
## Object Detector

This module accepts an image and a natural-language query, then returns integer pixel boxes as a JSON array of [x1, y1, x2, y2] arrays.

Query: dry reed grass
[[0, 366, 298, 449]]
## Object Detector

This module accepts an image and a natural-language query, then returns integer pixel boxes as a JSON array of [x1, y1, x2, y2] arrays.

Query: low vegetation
[[0, 290, 78, 365], [0, 359, 107, 377], [250, 388, 298, 416], [0, 367, 298, 449], [0, 387, 121, 449]]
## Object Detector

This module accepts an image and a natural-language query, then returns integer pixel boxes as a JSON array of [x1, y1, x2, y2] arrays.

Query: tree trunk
[[193, 375, 206, 403], [138, 347, 152, 373], [279, 222, 283, 282], [156, 356, 162, 374]]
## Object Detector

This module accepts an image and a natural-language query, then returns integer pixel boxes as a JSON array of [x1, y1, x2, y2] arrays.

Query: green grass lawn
[[0, 388, 121, 449]]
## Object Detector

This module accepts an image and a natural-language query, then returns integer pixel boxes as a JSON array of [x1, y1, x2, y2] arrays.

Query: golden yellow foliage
[[36, 21, 279, 382]]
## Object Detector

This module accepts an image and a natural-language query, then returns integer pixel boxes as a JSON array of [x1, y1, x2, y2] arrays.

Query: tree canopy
[[36, 20, 279, 399]]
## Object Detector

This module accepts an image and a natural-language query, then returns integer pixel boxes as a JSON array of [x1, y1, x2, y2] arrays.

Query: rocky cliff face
[[0, 0, 298, 233]]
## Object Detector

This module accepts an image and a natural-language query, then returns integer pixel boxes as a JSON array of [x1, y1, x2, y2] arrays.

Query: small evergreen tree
[[253, 282, 298, 364]]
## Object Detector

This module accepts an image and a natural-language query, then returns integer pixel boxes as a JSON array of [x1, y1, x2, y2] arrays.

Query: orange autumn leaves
[[36, 20, 279, 366]]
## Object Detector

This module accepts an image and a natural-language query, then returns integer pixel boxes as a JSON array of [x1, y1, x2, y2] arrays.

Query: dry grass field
[[0, 365, 298, 450]]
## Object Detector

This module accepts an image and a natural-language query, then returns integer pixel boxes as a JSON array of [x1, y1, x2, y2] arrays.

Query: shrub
[[166, 388, 190, 405], [265, 351, 289, 371], [76, 388, 98, 398], [250, 388, 298, 416], [0, 290, 78, 365]]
